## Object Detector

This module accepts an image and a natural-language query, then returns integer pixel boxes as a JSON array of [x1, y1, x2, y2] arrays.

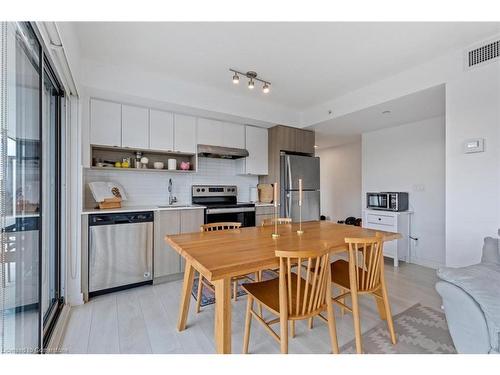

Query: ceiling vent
[[465, 39, 499, 69]]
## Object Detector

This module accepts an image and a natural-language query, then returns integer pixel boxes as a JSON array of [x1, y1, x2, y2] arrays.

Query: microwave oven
[[366, 192, 409, 212]]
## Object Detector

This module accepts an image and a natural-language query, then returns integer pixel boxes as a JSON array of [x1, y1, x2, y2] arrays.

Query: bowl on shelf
[[153, 162, 164, 170], [180, 161, 190, 171]]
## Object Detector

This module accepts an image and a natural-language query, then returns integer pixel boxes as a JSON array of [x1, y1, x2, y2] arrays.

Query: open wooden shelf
[[86, 166, 196, 173], [90, 145, 198, 173]]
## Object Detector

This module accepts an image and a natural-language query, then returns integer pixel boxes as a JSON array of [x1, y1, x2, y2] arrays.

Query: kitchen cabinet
[[259, 125, 315, 184], [255, 205, 274, 226], [90, 99, 121, 147], [295, 128, 315, 154], [179, 209, 204, 269], [237, 125, 269, 175], [121, 104, 149, 149], [150, 109, 174, 152], [362, 209, 412, 267], [222, 122, 245, 149], [197, 118, 245, 149], [154, 210, 181, 278], [174, 114, 197, 153], [197, 118, 223, 146], [154, 208, 204, 280]]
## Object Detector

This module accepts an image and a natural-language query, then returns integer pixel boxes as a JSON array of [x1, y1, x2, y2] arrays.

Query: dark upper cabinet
[[271, 125, 315, 155]]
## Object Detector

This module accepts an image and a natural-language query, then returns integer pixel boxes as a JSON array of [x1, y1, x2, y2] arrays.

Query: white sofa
[[435, 232, 500, 354]]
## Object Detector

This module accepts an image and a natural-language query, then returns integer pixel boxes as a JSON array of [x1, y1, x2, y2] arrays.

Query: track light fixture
[[229, 69, 271, 94]]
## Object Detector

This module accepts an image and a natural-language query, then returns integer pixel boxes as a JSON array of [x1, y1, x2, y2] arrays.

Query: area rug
[[340, 303, 456, 354], [191, 271, 277, 307]]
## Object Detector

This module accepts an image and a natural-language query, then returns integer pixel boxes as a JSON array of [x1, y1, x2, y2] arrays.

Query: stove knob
[[196, 188, 200, 192], [201, 188, 205, 192]]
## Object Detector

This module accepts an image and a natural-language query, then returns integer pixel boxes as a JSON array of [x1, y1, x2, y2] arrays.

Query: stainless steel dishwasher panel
[[89, 221, 153, 293]]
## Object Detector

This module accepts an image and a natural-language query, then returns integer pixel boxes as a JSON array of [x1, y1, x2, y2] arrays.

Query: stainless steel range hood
[[197, 144, 249, 159]]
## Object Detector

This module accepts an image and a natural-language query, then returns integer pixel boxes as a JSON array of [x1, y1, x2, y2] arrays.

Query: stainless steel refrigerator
[[280, 153, 320, 221]]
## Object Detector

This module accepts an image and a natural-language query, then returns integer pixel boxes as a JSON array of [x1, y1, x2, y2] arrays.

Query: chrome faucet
[[168, 178, 178, 205]]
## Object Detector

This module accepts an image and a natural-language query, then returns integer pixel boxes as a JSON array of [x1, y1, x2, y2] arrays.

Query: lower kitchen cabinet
[[255, 205, 274, 226], [154, 210, 181, 278], [154, 208, 204, 280], [179, 209, 204, 270]]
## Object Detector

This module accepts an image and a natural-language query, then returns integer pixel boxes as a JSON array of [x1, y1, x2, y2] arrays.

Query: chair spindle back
[[200, 222, 242, 232], [261, 217, 292, 226], [345, 236, 384, 292], [276, 249, 331, 319]]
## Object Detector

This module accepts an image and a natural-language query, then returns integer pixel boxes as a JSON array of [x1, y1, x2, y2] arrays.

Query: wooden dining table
[[165, 221, 401, 354]]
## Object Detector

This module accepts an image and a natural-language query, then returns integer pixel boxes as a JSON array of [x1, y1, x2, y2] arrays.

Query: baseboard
[[46, 304, 71, 354]]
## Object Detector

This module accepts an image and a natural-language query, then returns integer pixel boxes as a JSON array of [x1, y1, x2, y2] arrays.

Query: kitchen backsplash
[[83, 157, 259, 208]]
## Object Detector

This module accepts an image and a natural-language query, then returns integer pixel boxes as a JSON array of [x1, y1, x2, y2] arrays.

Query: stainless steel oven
[[205, 206, 256, 227], [192, 185, 256, 227], [366, 192, 409, 212]]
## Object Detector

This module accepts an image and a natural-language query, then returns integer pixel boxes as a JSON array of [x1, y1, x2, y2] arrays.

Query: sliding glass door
[[41, 66, 62, 344], [0, 22, 63, 353]]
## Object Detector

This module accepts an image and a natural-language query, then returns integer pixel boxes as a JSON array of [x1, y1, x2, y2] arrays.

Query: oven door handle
[[206, 207, 256, 214]]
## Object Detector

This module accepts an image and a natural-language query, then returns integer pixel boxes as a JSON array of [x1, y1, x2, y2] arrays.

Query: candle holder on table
[[297, 178, 304, 235]]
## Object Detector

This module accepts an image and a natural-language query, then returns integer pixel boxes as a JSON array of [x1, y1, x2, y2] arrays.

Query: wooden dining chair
[[260, 217, 292, 226], [241, 248, 339, 354], [195, 222, 261, 313], [329, 235, 396, 353]]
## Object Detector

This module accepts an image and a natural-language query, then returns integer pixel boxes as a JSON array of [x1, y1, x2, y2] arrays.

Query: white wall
[[317, 140, 362, 222], [302, 33, 499, 267], [362, 116, 446, 268], [446, 62, 500, 267]]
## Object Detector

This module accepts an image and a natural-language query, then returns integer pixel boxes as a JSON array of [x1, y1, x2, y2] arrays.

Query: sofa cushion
[[481, 234, 500, 265], [437, 263, 500, 351]]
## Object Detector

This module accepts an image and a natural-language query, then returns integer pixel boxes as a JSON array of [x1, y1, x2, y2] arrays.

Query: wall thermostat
[[463, 138, 484, 154]]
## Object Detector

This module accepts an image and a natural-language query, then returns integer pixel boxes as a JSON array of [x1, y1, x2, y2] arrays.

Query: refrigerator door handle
[[287, 155, 292, 190], [286, 192, 292, 218]]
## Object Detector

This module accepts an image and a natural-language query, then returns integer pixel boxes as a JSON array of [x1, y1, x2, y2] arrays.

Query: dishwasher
[[88, 211, 153, 297]]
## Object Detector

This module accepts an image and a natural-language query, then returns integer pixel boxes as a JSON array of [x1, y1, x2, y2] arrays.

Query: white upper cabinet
[[174, 114, 197, 154], [90, 99, 121, 147], [197, 118, 223, 146], [242, 126, 268, 175], [121, 104, 149, 149], [197, 118, 245, 148], [150, 109, 174, 151], [222, 122, 245, 149]]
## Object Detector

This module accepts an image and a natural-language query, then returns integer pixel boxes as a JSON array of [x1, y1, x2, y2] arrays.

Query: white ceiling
[[73, 22, 500, 111], [309, 84, 445, 149]]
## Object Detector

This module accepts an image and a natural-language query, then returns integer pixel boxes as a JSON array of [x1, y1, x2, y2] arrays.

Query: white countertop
[[82, 202, 274, 215], [254, 202, 274, 207], [81, 204, 206, 215]]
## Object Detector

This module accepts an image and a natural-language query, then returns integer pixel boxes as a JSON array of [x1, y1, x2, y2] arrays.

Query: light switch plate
[[464, 138, 484, 153]]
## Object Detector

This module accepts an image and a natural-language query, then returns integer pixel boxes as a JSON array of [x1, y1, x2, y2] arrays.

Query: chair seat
[[330, 259, 367, 290], [242, 273, 312, 316]]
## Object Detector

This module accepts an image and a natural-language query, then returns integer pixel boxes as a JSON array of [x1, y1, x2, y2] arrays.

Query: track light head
[[248, 79, 255, 89], [262, 83, 270, 94], [232, 72, 239, 84]]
